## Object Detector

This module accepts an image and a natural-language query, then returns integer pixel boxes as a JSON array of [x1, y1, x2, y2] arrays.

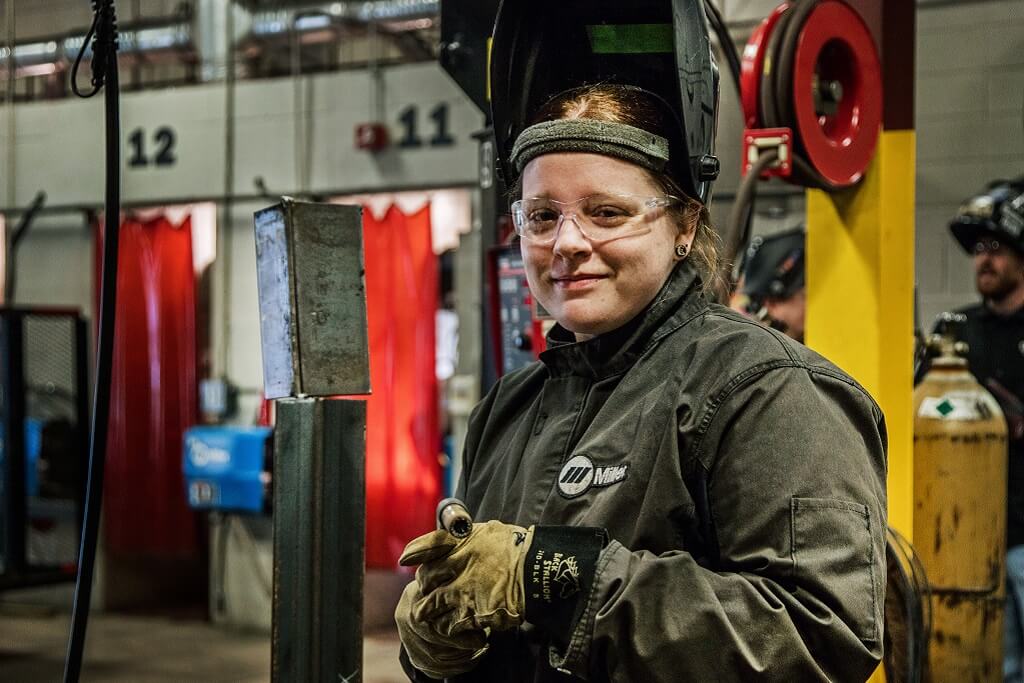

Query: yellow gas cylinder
[[914, 334, 1007, 681]]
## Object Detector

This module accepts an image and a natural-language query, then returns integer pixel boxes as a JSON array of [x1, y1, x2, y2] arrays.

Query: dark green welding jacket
[[451, 260, 887, 682]]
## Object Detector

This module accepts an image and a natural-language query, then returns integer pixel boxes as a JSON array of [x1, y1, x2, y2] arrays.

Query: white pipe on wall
[[5, 0, 16, 210], [196, 0, 253, 83]]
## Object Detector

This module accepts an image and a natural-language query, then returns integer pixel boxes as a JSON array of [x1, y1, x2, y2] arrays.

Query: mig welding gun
[[436, 497, 474, 538]]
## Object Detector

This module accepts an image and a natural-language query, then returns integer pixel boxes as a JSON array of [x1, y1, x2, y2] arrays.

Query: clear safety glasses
[[510, 193, 683, 245]]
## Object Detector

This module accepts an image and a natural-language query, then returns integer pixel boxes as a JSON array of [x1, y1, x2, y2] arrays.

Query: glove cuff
[[523, 526, 607, 645]]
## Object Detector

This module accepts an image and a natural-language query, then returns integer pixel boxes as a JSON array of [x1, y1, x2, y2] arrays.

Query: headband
[[509, 118, 670, 174]]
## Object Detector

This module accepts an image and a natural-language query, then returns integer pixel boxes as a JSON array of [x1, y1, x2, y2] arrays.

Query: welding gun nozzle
[[436, 497, 474, 539]]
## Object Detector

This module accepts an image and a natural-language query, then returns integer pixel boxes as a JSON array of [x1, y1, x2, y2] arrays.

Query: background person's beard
[[977, 264, 1021, 302]]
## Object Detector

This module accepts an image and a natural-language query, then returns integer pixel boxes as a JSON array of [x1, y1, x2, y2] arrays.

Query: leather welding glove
[[399, 520, 533, 635], [394, 579, 490, 680]]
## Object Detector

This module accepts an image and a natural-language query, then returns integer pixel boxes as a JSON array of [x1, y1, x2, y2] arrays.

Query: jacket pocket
[[791, 497, 880, 643]]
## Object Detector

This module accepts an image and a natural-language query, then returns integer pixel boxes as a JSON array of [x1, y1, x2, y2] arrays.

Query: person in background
[[939, 178, 1024, 682], [734, 226, 806, 343]]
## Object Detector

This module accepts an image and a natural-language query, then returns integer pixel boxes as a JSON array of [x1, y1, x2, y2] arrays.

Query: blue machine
[[0, 418, 44, 497], [183, 426, 272, 513], [24, 418, 42, 498]]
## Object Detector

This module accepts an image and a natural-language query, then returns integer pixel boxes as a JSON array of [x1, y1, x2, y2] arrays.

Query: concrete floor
[[0, 602, 407, 682]]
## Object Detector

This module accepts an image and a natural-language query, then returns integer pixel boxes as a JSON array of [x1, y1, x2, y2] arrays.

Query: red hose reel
[[740, 0, 882, 188]]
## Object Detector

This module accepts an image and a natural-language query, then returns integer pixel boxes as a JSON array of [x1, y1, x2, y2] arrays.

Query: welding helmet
[[742, 227, 806, 302], [950, 177, 1024, 255], [489, 0, 720, 204]]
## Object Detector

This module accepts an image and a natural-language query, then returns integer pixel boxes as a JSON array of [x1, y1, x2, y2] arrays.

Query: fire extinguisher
[[914, 332, 1007, 681]]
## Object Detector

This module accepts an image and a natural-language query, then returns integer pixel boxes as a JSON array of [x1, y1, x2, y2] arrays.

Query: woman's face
[[520, 152, 688, 340]]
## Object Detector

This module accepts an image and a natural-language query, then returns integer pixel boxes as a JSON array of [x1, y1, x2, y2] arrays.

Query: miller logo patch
[[557, 454, 628, 498]]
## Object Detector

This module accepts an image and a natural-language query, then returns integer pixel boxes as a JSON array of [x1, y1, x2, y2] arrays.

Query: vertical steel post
[[273, 398, 365, 682], [802, 4, 916, 682], [254, 199, 370, 683], [805, 0, 916, 537]]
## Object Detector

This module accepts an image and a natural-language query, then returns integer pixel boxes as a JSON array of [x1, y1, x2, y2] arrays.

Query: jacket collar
[[978, 300, 1024, 322], [539, 260, 707, 379]]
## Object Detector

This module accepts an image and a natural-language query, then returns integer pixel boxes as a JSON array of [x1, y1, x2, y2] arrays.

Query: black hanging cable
[[704, 1, 741, 99], [702, 1, 766, 295], [69, 11, 101, 98], [708, 0, 754, 285], [722, 0, 836, 297], [723, 149, 778, 286], [64, 1, 120, 681], [5, 190, 46, 303]]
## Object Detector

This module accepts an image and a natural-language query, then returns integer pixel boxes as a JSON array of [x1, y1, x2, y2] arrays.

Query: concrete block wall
[[11, 217, 94, 316], [3, 0, 1021, 361], [913, 0, 1024, 326]]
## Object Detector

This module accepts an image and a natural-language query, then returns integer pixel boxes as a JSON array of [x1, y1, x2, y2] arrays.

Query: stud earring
[[675, 243, 688, 258]]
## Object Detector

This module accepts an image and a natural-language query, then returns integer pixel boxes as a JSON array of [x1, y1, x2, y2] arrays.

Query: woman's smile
[[551, 273, 608, 291]]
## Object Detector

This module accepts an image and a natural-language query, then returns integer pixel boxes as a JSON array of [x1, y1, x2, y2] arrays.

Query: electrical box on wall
[[355, 123, 389, 151]]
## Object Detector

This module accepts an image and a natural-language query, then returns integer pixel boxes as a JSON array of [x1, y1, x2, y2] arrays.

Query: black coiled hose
[[755, 0, 833, 190], [64, 1, 120, 681], [885, 525, 932, 683], [720, 0, 836, 291]]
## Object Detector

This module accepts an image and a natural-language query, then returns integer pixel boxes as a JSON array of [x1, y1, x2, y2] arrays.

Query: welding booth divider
[[94, 213, 200, 558], [90, 202, 440, 568], [359, 202, 441, 569]]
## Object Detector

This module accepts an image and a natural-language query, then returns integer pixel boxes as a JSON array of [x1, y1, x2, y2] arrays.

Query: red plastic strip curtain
[[96, 214, 199, 557], [362, 203, 440, 568]]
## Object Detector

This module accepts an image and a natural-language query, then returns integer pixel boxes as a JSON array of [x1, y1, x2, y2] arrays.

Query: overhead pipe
[[0, 1, 438, 83], [241, 1, 437, 65], [62, 16, 194, 66], [248, 0, 438, 35], [0, 14, 195, 79], [195, 0, 254, 82]]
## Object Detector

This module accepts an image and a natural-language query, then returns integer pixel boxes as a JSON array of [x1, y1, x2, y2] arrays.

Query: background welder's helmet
[[950, 177, 1024, 255], [742, 227, 806, 302], [489, 0, 720, 204]]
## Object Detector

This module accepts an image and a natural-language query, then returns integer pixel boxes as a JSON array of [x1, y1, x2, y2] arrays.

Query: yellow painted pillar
[[804, 129, 916, 537]]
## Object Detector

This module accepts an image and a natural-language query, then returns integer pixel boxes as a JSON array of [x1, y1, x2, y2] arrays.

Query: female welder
[[394, 82, 887, 683], [394, 4, 887, 681]]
